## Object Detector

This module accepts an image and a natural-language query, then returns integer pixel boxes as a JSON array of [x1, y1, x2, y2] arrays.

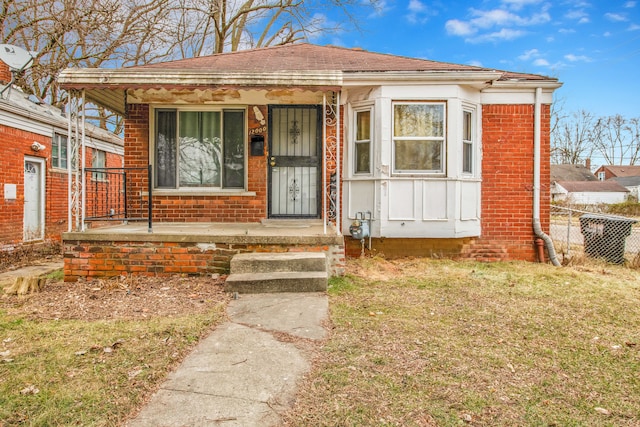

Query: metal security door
[[268, 106, 321, 218], [24, 159, 44, 241]]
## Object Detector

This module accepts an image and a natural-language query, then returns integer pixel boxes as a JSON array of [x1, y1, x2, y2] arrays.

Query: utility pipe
[[533, 87, 561, 266]]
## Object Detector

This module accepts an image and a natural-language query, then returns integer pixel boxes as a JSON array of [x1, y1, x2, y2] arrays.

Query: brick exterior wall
[[63, 239, 345, 281], [0, 123, 123, 249], [125, 104, 268, 222], [0, 61, 11, 85], [461, 103, 552, 261]]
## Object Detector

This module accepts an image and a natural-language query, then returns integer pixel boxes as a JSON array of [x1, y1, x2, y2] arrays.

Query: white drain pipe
[[533, 87, 560, 266]]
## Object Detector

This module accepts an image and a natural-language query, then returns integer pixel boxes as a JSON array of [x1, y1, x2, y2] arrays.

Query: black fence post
[[148, 164, 153, 233]]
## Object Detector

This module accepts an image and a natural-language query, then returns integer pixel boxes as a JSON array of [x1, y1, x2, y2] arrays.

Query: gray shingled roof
[[132, 43, 554, 82], [557, 181, 629, 193], [551, 164, 597, 182]]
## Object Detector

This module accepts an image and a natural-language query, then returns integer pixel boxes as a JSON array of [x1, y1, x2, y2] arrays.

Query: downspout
[[533, 87, 560, 266]]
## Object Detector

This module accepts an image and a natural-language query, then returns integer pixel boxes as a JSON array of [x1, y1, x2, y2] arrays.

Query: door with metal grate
[[268, 105, 321, 218]]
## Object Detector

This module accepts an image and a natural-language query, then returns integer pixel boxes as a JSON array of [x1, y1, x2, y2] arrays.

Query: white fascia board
[[58, 68, 343, 88], [342, 71, 503, 88]]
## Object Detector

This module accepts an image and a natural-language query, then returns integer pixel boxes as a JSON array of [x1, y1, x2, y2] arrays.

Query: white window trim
[[391, 101, 447, 176], [51, 133, 69, 170], [462, 105, 476, 176], [353, 106, 374, 176], [149, 105, 248, 192]]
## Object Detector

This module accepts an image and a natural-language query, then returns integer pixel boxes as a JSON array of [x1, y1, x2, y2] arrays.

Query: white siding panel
[[347, 180, 375, 218], [460, 181, 480, 220], [422, 180, 447, 220], [388, 180, 416, 220]]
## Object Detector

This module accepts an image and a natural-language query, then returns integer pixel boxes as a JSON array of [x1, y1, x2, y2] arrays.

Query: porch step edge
[[225, 271, 328, 293], [230, 252, 327, 274]]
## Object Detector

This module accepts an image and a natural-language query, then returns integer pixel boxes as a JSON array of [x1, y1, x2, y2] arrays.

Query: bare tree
[[592, 114, 640, 166], [2, 0, 375, 133], [551, 109, 596, 166]]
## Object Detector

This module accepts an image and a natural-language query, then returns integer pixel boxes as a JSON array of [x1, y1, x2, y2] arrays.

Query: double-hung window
[[392, 102, 445, 174], [91, 149, 106, 180], [354, 109, 372, 174], [155, 109, 245, 189], [462, 109, 474, 175], [52, 133, 68, 169]]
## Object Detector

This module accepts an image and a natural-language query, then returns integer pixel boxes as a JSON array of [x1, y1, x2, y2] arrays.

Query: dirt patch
[[1, 275, 230, 321]]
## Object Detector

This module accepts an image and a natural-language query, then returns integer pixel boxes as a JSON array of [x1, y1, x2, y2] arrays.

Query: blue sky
[[315, 0, 640, 118]]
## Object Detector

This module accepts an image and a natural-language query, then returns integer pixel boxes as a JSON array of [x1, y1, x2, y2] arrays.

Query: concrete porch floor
[[63, 220, 344, 245]]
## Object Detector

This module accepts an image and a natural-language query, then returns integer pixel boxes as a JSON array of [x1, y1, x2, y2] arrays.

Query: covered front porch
[[62, 221, 345, 282]]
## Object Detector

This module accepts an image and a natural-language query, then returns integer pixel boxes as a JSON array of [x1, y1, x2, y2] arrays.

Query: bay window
[[354, 109, 372, 174], [462, 109, 474, 174], [155, 108, 245, 189], [392, 102, 445, 174]]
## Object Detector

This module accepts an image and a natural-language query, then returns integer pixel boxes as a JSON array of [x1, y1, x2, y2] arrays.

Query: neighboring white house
[[553, 181, 629, 204], [611, 176, 640, 200]]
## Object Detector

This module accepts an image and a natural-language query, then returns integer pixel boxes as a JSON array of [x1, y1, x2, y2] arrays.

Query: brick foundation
[[63, 238, 345, 282]]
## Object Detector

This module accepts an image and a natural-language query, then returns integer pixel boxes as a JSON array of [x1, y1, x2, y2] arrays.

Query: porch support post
[[67, 91, 83, 232], [80, 90, 87, 232], [323, 93, 327, 235], [336, 91, 341, 235]]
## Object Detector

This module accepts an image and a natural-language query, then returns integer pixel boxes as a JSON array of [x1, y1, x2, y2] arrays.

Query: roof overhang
[[342, 70, 504, 89], [58, 69, 344, 115]]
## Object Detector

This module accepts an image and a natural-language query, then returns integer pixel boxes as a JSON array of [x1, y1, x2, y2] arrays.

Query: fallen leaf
[[595, 407, 610, 415], [128, 368, 143, 379], [75, 350, 88, 356], [461, 414, 472, 422], [103, 347, 113, 353], [2, 358, 14, 363], [0, 350, 10, 357], [625, 342, 636, 347], [20, 385, 39, 395]]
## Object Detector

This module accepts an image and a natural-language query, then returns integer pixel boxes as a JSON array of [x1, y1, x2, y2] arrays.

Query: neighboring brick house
[[594, 165, 640, 181], [58, 43, 562, 279], [0, 60, 124, 252]]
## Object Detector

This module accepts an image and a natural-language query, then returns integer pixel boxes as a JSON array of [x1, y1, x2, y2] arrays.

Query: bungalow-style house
[[57, 43, 562, 281], [594, 165, 640, 181], [610, 176, 640, 200], [552, 181, 629, 205], [0, 60, 123, 254]]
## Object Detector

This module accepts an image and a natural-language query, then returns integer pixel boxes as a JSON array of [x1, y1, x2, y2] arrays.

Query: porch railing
[[83, 165, 153, 232]]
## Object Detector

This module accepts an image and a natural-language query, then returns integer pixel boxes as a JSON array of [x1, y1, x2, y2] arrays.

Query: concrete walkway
[[126, 292, 329, 427]]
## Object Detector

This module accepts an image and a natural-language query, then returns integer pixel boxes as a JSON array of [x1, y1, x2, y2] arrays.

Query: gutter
[[533, 86, 561, 266]]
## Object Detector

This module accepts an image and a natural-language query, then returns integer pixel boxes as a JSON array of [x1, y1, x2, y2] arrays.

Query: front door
[[268, 105, 321, 218], [24, 158, 44, 241]]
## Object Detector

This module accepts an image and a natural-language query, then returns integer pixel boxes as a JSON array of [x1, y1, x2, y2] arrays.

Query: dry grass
[[0, 276, 229, 427], [284, 257, 640, 426]]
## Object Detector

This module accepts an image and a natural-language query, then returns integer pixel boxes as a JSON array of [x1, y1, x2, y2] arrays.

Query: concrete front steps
[[224, 252, 328, 293]]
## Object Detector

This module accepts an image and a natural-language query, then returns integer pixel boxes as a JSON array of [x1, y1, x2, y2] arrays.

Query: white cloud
[[468, 28, 526, 43], [629, 23, 640, 30], [624, 1, 636, 7], [519, 48, 540, 60], [468, 60, 484, 67], [533, 58, 550, 66], [445, 4, 549, 43], [564, 53, 591, 62], [559, 28, 577, 34], [605, 12, 628, 22], [565, 9, 590, 23], [445, 19, 475, 36], [406, 0, 434, 24], [501, 0, 542, 10]]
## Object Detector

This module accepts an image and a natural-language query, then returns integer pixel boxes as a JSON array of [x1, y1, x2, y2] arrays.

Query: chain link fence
[[550, 205, 640, 266]]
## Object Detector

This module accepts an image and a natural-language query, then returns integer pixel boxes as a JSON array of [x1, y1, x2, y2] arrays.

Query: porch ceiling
[[58, 69, 343, 115]]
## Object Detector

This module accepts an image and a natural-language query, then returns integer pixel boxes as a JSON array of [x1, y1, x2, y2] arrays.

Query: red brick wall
[[125, 103, 268, 222], [63, 239, 345, 281], [0, 61, 11, 85], [0, 123, 124, 248], [0, 124, 51, 246], [462, 103, 551, 261]]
